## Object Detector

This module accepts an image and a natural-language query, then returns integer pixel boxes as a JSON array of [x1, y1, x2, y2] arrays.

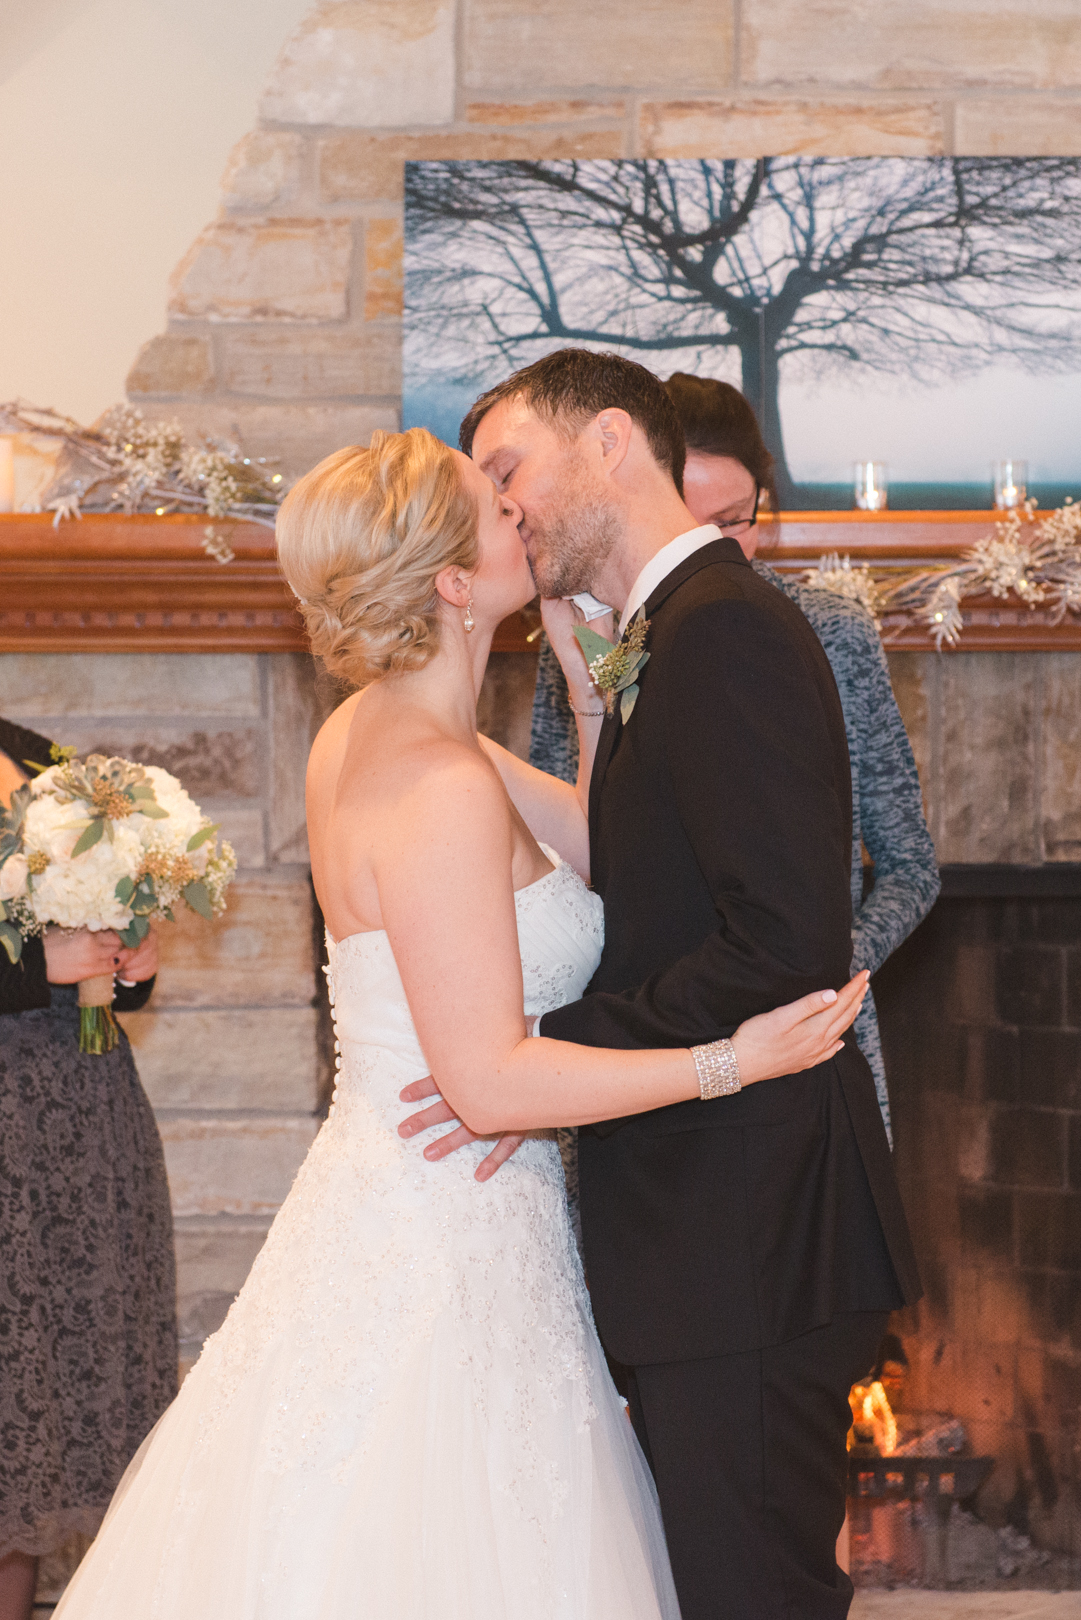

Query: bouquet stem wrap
[[77, 973, 119, 1054]]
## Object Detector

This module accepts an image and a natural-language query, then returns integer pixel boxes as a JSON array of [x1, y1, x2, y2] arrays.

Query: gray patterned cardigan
[[529, 560, 940, 1160]]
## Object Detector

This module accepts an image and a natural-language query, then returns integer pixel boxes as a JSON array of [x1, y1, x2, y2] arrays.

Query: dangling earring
[[463, 598, 475, 633]]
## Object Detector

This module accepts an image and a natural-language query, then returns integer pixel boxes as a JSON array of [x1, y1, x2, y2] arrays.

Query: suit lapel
[[588, 536, 750, 835]]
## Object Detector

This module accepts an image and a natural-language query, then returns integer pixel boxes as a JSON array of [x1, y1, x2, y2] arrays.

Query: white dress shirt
[[617, 524, 723, 637]]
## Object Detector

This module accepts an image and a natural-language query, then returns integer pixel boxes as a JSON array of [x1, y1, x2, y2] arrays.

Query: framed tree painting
[[403, 158, 1081, 510]]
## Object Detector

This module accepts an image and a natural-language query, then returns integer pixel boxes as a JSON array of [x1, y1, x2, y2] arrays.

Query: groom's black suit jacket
[[542, 538, 921, 1367]]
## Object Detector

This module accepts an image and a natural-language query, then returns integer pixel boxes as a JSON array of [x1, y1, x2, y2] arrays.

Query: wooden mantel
[[1, 510, 1078, 654]]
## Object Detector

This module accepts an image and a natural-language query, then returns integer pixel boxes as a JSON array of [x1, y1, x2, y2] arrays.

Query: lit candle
[[0, 437, 14, 513]]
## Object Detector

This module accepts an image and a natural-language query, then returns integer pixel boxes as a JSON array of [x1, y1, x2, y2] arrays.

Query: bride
[[55, 428, 866, 1620]]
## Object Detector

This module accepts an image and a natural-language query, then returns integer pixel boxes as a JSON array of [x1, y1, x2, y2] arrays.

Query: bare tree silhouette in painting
[[404, 158, 1081, 506]]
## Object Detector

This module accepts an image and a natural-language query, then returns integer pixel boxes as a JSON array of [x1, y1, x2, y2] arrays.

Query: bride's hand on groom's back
[[397, 1076, 527, 1181], [731, 970, 870, 1086]]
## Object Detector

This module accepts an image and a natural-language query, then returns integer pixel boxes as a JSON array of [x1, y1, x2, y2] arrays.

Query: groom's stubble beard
[[525, 451, 623, 599]]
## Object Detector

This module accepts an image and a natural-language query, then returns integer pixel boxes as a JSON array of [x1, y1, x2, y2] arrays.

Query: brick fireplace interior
[[869, 866, 1081, 1584]]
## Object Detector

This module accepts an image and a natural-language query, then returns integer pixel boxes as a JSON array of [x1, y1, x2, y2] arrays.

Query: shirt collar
[[617, 524, 723, 636]]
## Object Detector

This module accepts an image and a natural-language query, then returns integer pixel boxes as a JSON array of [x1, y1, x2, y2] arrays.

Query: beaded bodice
[[323, 848, 604, 1138]]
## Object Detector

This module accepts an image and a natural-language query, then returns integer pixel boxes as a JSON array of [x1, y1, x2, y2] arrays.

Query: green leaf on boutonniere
[[0, 920, 22, 965], [573, 607, 651, 723]]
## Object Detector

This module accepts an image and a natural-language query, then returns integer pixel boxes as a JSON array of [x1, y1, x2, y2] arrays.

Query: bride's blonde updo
[[276, 427, 479, 688]]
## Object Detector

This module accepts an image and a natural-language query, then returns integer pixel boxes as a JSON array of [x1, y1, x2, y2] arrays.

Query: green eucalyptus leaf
[[129, 782, 157, 800], [186, 823, 220, 852], [620, 684, 640, 725], [182, 879, 214, 920], [0, 921, 23, 965], [117, 920, 143, 949], [71, 818, 104, 857], [572, 625, 617, 664], [137, 804, 170, 820], [115, 875, 136, 904]]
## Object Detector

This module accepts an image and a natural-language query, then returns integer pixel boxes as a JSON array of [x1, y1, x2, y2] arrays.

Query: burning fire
[[848, 1379, 897, 1456]]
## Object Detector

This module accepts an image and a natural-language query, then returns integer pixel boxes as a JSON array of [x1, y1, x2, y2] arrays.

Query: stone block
[[1040, 652, 1081, 860], [268, 654, 338, 864], [318, 130, 625, 203], [884, 652, 935, 819], [125, 333, 214, 398], [639, 98, 944, 157], [987, 1106, 1067, 1190], [218, 326, 401, 399], [0, 653, 261, 718], [169, 219, 353, 323], [150, 877, 316, 1007], [742, 0, 1081, 90], [466, 99, 626, 125], [996, 945, 1065, 1028], [260, 0, 455, 128], [462, 0, 733, 92], [27, 723, 263, 797], [119, 1007, 320, 1110], [363, 218, 402, 319], [139, 401, 398, 483], [221, 130, 305, 210], [477, 653, 538, 761], [956, 97, 1081, 155], [160, 1113, 317, 1217], [1018, 1190, 1081, 1271], [196, 803, 266, 869], [174, 1216, 271, 1343], [940, 653, 1039, 864]]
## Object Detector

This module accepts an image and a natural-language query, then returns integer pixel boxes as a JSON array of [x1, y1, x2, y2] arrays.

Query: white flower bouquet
[[0, 749, 236, 1052]]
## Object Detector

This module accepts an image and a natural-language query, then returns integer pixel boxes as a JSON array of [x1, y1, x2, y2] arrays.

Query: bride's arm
[[478, 598, 607, 879], [382, 758, 863, 1137]]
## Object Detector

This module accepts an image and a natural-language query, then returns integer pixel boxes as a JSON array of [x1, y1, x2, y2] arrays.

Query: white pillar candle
[[0, 437, 14, 513]]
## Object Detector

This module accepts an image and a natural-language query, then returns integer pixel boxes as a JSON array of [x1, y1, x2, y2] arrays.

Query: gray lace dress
[[0, 718, 177, 1559]]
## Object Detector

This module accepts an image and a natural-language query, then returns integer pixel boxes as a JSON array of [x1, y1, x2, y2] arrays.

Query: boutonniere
[[572, 607, 651, 725]]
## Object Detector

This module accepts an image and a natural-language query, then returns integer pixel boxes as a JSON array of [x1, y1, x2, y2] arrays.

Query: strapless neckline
[[326, 845, 565, 951]]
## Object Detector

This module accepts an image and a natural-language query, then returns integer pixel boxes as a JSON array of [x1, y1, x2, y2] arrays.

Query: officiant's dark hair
[[459, 350, 686, 493], [665, 374, 778, 515]]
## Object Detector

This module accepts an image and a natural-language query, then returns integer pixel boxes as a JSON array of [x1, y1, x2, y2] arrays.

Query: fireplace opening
[[855, 868, 1081, 1590]]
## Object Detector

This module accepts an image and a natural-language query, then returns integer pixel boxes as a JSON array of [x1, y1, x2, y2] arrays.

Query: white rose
[[0, 853, 29, 900]]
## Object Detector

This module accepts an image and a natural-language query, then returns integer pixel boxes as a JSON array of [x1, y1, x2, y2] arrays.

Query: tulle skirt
[[53, 1101, 680, 1620]]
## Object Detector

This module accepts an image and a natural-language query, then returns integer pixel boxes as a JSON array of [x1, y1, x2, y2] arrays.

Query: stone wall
[[125, 0, 1081, 473], [0, 650, 336, 1369], [889, 652, 1081, 866]]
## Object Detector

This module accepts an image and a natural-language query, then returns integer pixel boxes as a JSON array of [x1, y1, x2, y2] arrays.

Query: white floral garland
[[1, 399, 285, 561], [801, 500, 1081, 648]]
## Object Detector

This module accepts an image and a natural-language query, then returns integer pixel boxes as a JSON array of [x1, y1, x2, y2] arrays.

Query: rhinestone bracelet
[[691, 1037, 742, 1100]]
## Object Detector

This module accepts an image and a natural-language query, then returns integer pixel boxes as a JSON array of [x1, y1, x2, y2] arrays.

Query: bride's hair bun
[[275, 428, 479, 688]]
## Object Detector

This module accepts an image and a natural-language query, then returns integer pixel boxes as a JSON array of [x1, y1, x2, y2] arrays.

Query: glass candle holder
[[993, 459, 1027, 510], [854, 462, 888, 511]]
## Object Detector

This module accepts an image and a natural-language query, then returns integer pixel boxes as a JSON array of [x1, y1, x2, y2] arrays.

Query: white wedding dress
[[55, 850, 680, 1619]]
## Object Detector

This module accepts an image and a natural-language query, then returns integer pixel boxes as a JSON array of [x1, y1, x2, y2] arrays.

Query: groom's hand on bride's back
[[397, 1076, 527, 1181]]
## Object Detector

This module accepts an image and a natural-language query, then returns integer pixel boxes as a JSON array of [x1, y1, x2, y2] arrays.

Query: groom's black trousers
[[624, 1311, 887, 1620]]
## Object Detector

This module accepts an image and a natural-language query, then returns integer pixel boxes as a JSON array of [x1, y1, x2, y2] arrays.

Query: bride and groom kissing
[[54, 349, 920, 1620]]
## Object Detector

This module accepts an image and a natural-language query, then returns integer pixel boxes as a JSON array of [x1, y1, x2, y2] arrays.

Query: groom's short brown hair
[[459, 349, 686, 494]]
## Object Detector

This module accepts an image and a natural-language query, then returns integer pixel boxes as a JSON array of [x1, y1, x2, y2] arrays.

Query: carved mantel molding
[[2, 510, 1079, 654]]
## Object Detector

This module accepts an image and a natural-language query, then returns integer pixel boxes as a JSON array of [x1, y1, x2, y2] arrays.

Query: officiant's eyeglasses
[[714, 483, 761, 538]]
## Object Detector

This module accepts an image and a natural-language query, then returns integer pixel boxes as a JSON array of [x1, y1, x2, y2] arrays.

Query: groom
[[406, 350, 920, 1617]]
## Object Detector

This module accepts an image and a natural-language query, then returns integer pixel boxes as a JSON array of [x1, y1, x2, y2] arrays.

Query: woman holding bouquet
[[0, 718, 177, 1620]]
